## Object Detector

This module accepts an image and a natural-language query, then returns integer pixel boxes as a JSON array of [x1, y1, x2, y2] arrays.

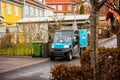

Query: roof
[[25, 0, 45, 8], [2, 0, 23, 5], [45, 0, 81, 4], [17, 14, 90, 23], [17, 14, 105, 24], [26, 0, 54, 9], [5, 0, 53, 10]]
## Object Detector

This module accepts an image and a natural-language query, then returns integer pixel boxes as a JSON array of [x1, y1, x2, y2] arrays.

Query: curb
[[0, 58, 49, 74], [98, 35, 116, 43], [86, 35, 116, 49]]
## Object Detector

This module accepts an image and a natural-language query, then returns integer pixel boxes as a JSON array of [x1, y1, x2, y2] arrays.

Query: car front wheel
[[66, 51, 72, 61], [50, 55, 55, 61]]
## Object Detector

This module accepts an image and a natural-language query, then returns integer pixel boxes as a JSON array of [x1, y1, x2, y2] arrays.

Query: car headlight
[[64, 45, 69, 48], [52, 45, 54, 48]]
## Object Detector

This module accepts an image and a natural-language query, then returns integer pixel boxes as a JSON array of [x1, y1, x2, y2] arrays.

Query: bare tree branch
[[104, 1, 118, 12], [104, 0, 119, 13], [98, 0, 109, 9], [108, 1, 117, 10], [104, 3, 115, 11], [90, 0, 98, 6]]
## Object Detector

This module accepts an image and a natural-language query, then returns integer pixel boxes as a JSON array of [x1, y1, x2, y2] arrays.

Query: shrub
[[80, 47, 120, 80], [50, 64, 89, 80], [0, 28, 15, 48], [50, 47, 120, 80]]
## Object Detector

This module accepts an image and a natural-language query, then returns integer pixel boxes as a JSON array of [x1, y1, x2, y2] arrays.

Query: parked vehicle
[[50, 29, 88, 61]]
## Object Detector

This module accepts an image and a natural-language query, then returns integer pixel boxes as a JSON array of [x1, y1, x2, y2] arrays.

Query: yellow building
[[0, 0, 22, 27]]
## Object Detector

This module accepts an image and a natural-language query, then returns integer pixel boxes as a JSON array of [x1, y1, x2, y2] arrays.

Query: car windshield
[[54, 30, 73, 43]]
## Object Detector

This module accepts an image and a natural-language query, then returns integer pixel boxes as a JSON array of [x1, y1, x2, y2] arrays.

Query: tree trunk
[[90, 7, 99, 80], [117, 33, 120, 48]]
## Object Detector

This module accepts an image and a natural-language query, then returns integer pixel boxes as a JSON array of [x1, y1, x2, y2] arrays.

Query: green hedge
[[0, 43, 33, 56]]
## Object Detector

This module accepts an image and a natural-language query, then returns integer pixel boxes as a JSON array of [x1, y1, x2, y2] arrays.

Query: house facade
[[23, 0, 54, 18], [81, 0, 109, 16], [45, 0, 108, 16], [0, 0, 54, 45], [0, 0, 54, 27], [0, 0, 22, 27], [45, 0, 81, 15]]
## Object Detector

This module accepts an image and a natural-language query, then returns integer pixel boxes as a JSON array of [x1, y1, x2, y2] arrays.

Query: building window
[[38, 10, 40, 17], [67, 5, 72, 11], [30, 7, 33, 16], [25, 5, 28, 15], [15, 6, 18, 16], [45, 10, 48, 16], [51, 5, 56, 10], [36, 9, 38, 16], [58, 5, 62, 11], [0, 1, 2, 13], [7, 3, 11, 15], [40, 10, 42, 17], [42, 10, 44, 17]]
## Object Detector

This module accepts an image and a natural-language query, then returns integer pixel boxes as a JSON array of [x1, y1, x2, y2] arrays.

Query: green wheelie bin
[[32, 41, 42, 57]]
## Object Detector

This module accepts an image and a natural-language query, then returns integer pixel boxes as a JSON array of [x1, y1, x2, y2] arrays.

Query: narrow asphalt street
[[0, 57, 80, 80], [0, 36, 117, 80]]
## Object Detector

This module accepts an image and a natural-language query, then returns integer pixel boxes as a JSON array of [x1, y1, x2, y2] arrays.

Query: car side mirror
[[73, 36, 77, 42]]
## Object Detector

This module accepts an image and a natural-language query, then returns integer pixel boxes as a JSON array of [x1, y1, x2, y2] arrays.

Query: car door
[[73, 30, 80, 54]]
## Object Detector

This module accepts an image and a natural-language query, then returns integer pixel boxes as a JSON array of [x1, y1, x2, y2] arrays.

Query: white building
[[22, 0, 54, 18]]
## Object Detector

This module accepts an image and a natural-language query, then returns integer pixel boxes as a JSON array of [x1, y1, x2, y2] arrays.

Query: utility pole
[[73, 2, 77, 29]]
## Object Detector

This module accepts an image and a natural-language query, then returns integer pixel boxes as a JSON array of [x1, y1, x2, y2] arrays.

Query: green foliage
[[80, 5, 85, 14], [0, 43, 33, 56]]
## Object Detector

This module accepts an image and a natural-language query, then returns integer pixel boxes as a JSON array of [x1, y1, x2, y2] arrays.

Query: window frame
[[67, 5, 72, 11], [7, 3, 11, 15], [25, 5, 29, 15], [14, 5, 18, 16], [30, 7, 33, 16], [51, 5, 56, 10], [42, 10, 44, 17], [0, 1, 2, 13], [35, 8, 38, 17], [58, 5, 62, 11]]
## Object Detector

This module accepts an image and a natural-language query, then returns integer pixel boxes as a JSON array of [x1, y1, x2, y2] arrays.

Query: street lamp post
[[73, 2, 77, 29]]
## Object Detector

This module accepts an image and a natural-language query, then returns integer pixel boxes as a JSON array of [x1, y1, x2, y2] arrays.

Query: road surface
[[0, 37, 117, 80], [0, 57, 80, 80]]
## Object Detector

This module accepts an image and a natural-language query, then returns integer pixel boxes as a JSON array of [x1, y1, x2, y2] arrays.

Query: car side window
[[73, 30, 79, 44]]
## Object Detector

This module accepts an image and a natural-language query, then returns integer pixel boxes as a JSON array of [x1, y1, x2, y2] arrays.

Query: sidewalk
[[0, 36, 116, 74], [0, 56, 49, 73], [98, 35, 116, 43]]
